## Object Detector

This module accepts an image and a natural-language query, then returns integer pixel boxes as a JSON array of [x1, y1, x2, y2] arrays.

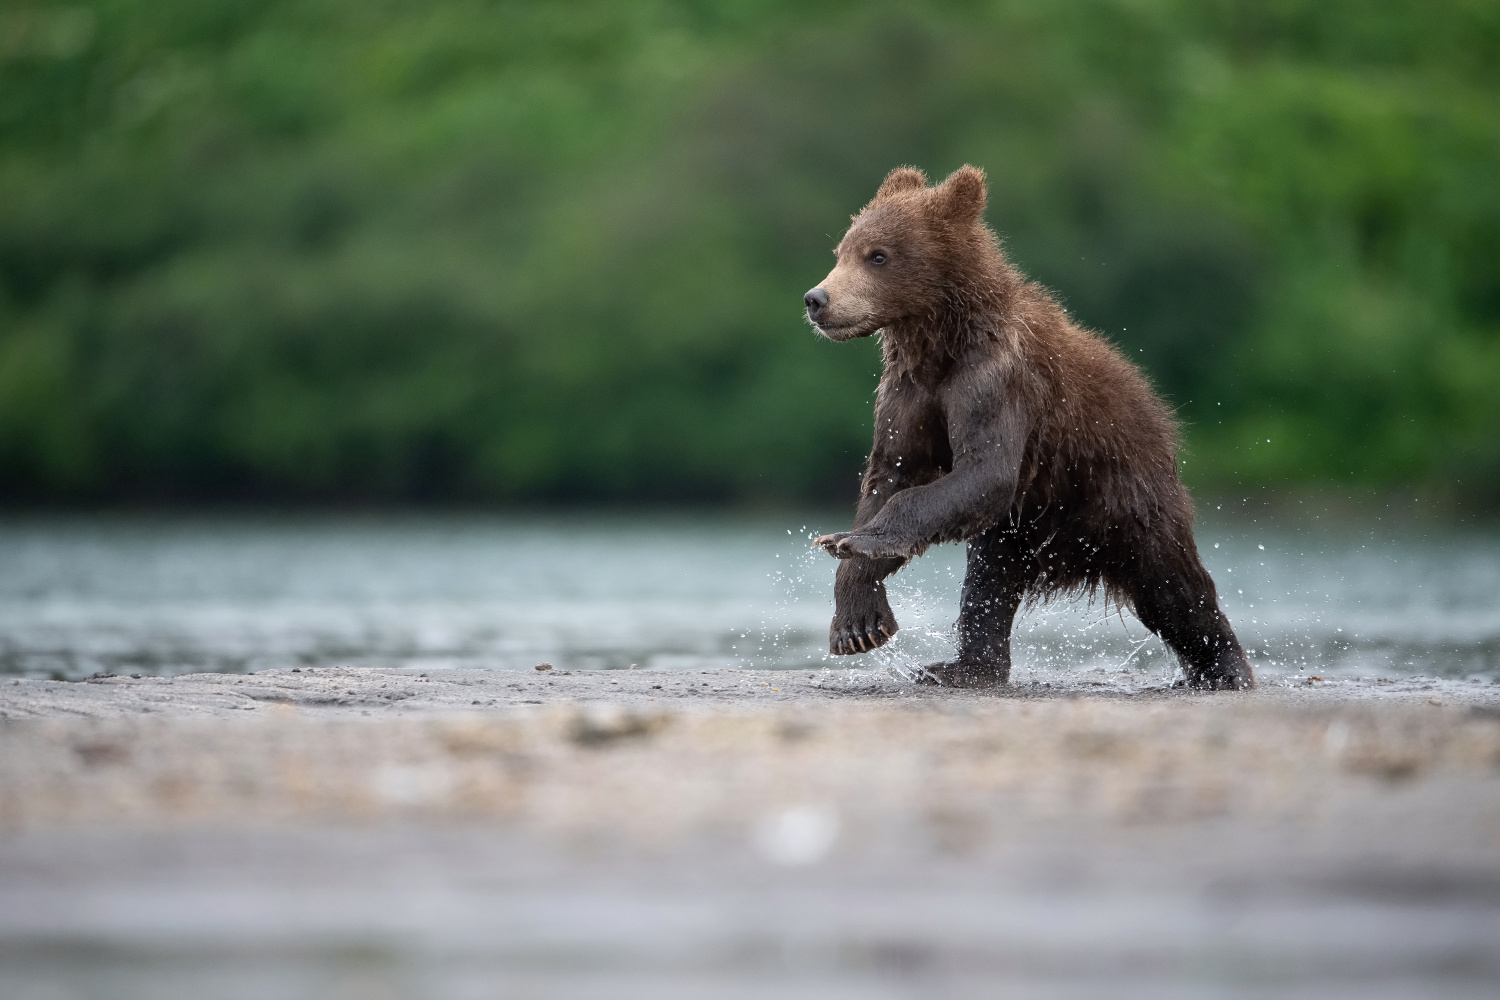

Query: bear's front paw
[[829, 600, 899, 656], [814, 532, 905, 560]]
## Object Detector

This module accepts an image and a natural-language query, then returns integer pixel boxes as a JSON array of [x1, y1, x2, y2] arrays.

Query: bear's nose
[[804, 287, 829, 320]]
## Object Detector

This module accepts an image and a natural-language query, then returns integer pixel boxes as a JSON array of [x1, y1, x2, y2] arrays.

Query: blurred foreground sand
[[2, 667, 1499, 999]]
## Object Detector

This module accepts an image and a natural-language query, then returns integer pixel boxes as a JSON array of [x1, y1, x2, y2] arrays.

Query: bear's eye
[[869, 250, 887, 265]]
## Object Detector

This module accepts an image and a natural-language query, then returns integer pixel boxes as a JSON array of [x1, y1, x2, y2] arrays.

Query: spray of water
[[745, 514, 1500, 691]]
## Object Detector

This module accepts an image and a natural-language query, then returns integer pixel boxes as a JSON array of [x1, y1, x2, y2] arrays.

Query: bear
[[803, 164, 1254, 690]]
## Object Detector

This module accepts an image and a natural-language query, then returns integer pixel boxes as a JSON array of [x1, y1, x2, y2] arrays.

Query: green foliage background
[[2, 0, 1497, 504]]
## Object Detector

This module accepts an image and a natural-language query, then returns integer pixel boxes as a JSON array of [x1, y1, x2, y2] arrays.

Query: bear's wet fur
[[806, 165, 1253, 690]]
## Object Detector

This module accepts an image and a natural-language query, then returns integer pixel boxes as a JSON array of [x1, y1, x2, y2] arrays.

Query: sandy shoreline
[[3, 666, 1500, 830], [3, 667, 1500, 997]]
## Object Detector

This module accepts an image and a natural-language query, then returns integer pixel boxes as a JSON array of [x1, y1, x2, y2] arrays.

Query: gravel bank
[[2, 667, 1499, 998]]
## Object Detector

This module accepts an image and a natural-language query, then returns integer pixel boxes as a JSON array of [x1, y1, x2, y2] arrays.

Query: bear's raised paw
[[829, 604, 898, 656]]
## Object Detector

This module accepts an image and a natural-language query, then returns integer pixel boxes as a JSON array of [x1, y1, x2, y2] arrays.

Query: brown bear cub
[[805, 165, 1253, 690]]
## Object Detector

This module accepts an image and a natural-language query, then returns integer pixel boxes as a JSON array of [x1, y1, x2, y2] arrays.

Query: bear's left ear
[[874, 165, 928, 201], [933, 165, 987, 221]]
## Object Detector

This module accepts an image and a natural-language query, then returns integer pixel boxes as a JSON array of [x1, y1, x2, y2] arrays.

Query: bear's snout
[[804, 287, 829, 323]]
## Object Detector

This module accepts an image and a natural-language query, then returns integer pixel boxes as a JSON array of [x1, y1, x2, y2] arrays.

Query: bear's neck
[[880, 258, 1020, 383]]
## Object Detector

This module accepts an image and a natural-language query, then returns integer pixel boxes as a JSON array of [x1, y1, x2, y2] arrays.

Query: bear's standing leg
[[917, 524, 1031, 687], [1123, 547, 1254, 690]]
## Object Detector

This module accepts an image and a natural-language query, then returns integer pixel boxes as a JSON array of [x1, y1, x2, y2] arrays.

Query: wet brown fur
[[807, 166, 1253, 690]]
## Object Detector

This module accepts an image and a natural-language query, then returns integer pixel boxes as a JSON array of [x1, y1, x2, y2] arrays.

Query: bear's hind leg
[[917, 525, 1031, 688], [1121, 548, 1254, 691]]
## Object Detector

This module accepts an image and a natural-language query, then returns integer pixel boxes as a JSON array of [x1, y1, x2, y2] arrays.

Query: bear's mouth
[[814, 318, 876, 341]]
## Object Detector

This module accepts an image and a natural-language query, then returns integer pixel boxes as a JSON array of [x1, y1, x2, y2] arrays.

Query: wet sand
[[3, 667, 1500, 998]]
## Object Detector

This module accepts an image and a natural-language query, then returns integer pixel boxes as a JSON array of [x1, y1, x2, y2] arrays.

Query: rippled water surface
[[1, 512, 1497, 682]]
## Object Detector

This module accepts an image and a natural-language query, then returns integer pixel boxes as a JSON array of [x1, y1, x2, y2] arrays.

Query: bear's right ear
[[874, 166, 928, 201]]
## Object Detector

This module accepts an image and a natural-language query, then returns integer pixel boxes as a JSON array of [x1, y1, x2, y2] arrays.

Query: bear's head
[[804, 165, 989, 341]]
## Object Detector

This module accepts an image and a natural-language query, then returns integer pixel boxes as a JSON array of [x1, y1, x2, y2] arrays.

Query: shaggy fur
[[806, 165, 1253, 690]]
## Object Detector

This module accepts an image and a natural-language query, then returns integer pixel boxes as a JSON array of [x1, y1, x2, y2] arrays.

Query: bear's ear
[[874, 166, 928, 201], [933, 165, 987, 221]]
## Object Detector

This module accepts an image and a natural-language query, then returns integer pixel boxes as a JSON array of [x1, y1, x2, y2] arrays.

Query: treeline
[[1, 0, 1497, 504]]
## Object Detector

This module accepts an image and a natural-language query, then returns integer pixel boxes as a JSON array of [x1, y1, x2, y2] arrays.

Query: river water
[[1, 510, 1497, 684]]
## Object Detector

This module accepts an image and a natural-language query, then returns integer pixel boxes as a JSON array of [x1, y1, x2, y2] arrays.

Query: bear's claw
[[814, 532, 854, 558], [815, 532, 906, 560], [829, 615, 895, 656]]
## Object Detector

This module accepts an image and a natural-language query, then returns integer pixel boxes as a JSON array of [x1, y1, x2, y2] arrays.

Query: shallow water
[[0, 511, 1496, 683]]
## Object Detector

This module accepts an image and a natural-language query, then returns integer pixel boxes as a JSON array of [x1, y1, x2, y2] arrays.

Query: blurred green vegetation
[[1, 0, 1497, 505]]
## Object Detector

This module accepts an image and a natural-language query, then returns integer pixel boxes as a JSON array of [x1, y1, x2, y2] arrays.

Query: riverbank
[[3, 667, 1499, 998], [3, 665, 1500, 830]]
